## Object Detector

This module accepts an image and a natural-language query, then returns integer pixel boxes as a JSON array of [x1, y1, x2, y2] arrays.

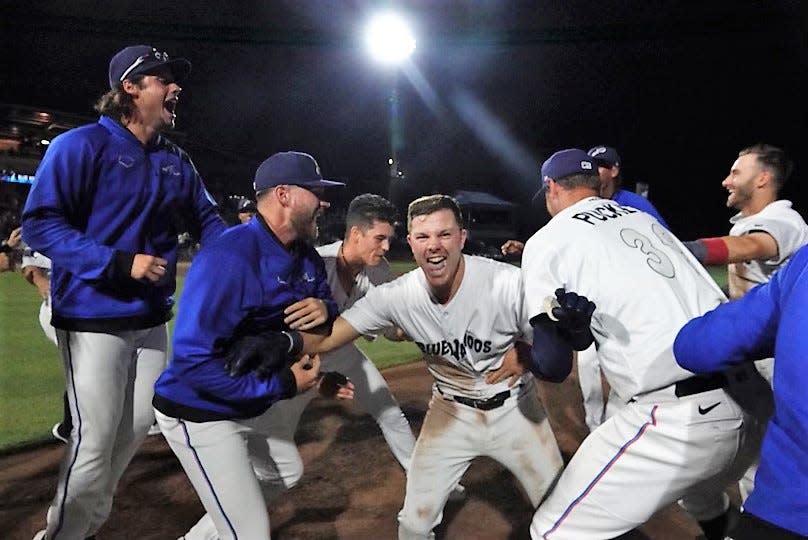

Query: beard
[[291, 210, 319, 243]]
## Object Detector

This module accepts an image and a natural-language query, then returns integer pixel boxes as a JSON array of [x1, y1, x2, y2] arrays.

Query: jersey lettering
[[620, 227, 675, 278], [571, 202, 637, 226], [415, 331, 493, 361]]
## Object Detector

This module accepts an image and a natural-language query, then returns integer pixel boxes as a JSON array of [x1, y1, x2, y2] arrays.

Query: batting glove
[[551, 288, 596, 350], [222, 331, 292, 379]]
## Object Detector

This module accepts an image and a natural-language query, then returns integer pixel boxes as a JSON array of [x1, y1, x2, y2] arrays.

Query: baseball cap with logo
[[533, 148, 598, 202], [254, 151, 345, 192], [108, 45, 192, 89], [587, 145, 621, 168]]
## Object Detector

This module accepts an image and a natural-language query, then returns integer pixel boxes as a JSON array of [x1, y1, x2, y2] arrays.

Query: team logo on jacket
[[415, 331, 492, 361], [160, 164, 181, 176], [117, 155, 135, 168]]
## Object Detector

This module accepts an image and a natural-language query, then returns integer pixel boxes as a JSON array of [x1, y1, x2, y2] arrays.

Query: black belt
[[444, 389, 511, 411], [674, 373, 728, 398]]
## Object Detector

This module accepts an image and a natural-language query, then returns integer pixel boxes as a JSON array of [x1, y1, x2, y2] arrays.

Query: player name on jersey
[[415, 331, 493, 362], [572, 201, 639, 226]]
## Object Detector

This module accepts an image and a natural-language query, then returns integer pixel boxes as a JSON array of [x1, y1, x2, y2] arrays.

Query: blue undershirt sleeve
[[528, 315, 575, 383]]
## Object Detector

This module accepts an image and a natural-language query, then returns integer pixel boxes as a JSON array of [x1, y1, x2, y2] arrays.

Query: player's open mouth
[[425, 256, 447, 274], [164, 99, 178, 115]]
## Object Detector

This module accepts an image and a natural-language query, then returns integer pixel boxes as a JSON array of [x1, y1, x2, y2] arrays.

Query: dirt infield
[[1, 361, 706, 539]]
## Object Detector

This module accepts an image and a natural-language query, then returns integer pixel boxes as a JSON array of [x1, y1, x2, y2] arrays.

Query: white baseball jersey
[[523, 196, 760, 539], [342, 255, 533, 398], [316, 240, 394, 310], [521, 196, 725, 401], [727, 199, 808, 298]]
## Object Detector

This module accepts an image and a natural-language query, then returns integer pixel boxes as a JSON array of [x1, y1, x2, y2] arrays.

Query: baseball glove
[[318, 371, 349, 398], [221, 331, 292, 379]]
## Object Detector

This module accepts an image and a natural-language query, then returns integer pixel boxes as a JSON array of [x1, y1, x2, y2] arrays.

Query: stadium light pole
[[364, 12, 416, 204]]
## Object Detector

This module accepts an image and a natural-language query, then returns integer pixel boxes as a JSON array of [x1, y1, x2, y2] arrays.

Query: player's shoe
[[51, 423, 69, 443], [448, 482, 467, 502], [147, 423, 162, 436]]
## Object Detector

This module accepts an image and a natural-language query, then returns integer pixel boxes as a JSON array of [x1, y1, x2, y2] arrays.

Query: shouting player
[[179, 193, 436, 539], [22, 45, 227, 540], [153, 151, 350, 540], [273, 194, 563, 540], [520, 149, 761, 540]]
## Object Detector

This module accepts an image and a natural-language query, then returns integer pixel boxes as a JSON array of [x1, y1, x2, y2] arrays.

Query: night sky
[[2, 1, 805, 239]]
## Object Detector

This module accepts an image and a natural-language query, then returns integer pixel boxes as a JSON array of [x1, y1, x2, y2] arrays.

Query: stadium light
[[365, 12, 416, 66]]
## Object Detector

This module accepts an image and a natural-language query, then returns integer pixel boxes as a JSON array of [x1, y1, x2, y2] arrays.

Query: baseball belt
[[440, 389, 512, 411], [674, 373, 728, 398]]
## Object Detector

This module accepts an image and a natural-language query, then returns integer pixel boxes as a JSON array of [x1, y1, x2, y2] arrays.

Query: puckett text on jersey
[[415, 331, 492, 362], [571, 201, 638, 226]]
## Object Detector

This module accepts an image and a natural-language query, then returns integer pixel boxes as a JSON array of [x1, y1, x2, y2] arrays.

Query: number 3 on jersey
[[620, 224, 675, 278]]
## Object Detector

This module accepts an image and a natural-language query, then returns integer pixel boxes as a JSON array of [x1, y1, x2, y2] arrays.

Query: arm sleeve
[[311, 251, 339, 322], [521, 238, 566, 322], [21, 134, 121, 282], [340, 283, 397, 335], [674, 273, 780, 373], [528, 315, 574, 382], [170, 248, 293, 404], [742, 215, 807, 265]]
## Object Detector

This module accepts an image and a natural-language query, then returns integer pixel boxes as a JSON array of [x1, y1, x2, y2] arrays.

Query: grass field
[[0, 261, 727, 450], [0, 269, 421, 450]]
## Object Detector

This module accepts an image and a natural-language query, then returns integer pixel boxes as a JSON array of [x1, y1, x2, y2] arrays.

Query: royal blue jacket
[[674, 245, 808, 536], [22, 116, 226, 332], [612, 189, 670, 230], [153, 215, 338, 421]]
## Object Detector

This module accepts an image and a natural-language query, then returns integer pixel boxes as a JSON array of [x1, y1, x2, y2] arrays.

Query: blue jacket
[[22, 116, 226, 331], [612, 189, 670, 230], [153, 216, 338, 421], [674, 245, 808, 536]]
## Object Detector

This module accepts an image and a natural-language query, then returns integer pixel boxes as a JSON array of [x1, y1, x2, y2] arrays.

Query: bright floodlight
[[365, 12, 415, 65]]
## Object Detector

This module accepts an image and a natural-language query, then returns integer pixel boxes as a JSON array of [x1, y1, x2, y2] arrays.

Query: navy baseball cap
[[254, 151, 345, 192], [533, 148, 597, 202], [108, 45, 191, 89], [587, 145, 621, 168]]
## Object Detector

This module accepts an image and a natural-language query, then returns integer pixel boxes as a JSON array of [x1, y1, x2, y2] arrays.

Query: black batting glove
[[551, 288, 596, 350], [222, 331, 292, 379]]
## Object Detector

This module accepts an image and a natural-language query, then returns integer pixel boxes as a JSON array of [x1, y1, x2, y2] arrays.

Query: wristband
[[281, 330, 303, 355], [699, 237, 730, 265]]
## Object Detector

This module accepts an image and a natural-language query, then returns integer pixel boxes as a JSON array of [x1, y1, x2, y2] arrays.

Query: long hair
[[93, 75, 145, 119]]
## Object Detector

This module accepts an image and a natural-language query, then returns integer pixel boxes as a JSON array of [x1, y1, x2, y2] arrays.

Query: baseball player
[[674, 244, 808, 540], [520, 149, 761, 540], [288, 194, 564, 540], [153, 151, 352, 540], [503, 146, 671, 433], [179, 193, 428, 540], [22, 45, 228, 540], [586, 145, 669, 228], [683, 143, 807, 500]]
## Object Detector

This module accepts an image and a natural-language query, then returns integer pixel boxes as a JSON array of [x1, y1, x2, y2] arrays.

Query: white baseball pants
[[530, 385, 759, 539], [179, 342, 416, 540], [40, 325, 166, 539], [398, 381, 563, 540]]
